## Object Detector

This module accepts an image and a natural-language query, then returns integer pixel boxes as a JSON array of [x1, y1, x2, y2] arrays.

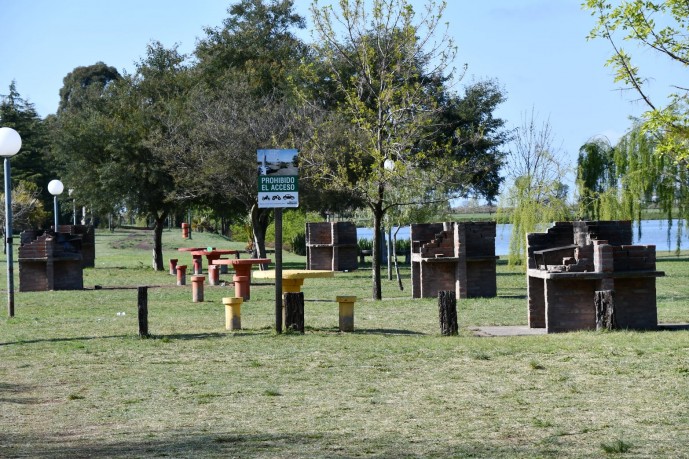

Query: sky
[[0, 0, 676, 195]]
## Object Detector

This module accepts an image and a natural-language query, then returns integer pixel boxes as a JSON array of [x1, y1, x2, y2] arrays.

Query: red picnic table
[[212, 258, 271, 300], [190, 249, 240, 274]]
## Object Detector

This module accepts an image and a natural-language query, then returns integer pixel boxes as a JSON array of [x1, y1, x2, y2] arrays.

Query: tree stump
[[595, 289, 616, 331], [283, 292, 304, 333], [137, 286, 149, 338], [438, 290, 458, 336]]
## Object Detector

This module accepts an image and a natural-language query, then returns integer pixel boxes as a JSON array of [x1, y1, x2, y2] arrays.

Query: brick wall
[[305, 222, 358, 271]]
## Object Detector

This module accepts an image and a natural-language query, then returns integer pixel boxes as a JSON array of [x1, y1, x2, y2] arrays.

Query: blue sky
[[0, 0, 674, 193]]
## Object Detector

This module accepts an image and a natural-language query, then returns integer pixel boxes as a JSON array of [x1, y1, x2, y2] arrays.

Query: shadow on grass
[[0, 334, 130, 347], [0, 430, 565, 458]]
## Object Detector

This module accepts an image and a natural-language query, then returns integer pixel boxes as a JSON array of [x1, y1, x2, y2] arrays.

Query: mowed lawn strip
[[1, 227, 688, 458]]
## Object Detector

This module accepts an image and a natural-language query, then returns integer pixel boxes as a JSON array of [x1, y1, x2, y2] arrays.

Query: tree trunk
[[372, 203, 383, 300], [283, 292, 304, 333], [438, 290, 458, 336], [393, 227, 403, 291], [595, 290, 616, 331], [250, 205, 271, 268], [151, 211, 167, 271]]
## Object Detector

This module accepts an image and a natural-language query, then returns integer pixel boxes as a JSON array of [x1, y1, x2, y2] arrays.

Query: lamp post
[[48, 179, 64, 231], [0, 127, 22, 317], [69, 188, 76, 225]]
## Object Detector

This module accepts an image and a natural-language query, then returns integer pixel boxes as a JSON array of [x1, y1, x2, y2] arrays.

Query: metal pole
[[4, 158, 14, 317], [275, 208, 283, 333], [72, 198, 76, 225], [53, 195, 59, 231]]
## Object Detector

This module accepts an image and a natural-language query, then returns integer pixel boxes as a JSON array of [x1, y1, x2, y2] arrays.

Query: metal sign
[[257, 149, 299, 208]]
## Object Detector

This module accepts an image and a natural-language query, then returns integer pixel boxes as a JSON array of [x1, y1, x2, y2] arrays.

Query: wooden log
[[595, 289, 616, 331], [283, 292, 304, 334], [137, 286, 149, 338], [438, 290, 458, 336]]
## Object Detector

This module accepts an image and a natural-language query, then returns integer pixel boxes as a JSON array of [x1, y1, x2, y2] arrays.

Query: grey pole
[[4, 158, 14, 317], [53, 195, 59, 231]]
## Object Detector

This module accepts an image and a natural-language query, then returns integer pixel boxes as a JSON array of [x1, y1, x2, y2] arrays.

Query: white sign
[[257, 149, 299, 208]]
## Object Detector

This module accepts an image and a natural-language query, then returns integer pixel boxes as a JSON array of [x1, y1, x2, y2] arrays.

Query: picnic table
[[211, 258, 271, 300], [252, 269, 335, 294], [190, 249, 240, 274]]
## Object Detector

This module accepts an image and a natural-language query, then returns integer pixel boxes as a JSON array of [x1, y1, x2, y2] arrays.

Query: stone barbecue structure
[[56, 225, 95, 267], [18, 228, 91, 292], [527, 220, 664, 333], [411, 222, 497, 299], [305, 222, 358, 271]]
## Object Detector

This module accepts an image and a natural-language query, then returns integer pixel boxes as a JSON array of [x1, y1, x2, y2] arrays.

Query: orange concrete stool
[[192, 255, 203, 275], [176, 265, 187, 286], [208, 264, 220, 286], [212, 258, 271, 301], [223, 297, 243, 330], [336, 296, 357, 332], [192, 275, 205, 302], [169, 258, 178, 275], [181, 222, 190, 238]]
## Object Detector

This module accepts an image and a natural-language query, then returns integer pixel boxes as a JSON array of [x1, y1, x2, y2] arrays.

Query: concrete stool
[[208, 264, 219, 286], [176, 265, 187, 286], [193, 256, 203, 275], [336, 296, 356, 332], [169, 258, 178, 275], [192, 275, 205, 302], [223, 297, 243, 330]]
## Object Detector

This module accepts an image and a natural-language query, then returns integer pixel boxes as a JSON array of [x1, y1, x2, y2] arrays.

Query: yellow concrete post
[[223, 297, 243, 330], [336, 295, 356, 332]]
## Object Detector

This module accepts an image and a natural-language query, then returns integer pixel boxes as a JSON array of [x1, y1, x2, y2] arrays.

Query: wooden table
[[252, 269, 335, 294], [212, 258, 271, 300]]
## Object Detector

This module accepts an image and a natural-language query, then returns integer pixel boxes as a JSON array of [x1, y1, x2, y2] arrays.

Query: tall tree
[[306, 0, 462, 299], [500, 111, 572, 265], [585, 0, 689, 161], [1, 82, 52, 199], [52, 44, 190, 270], [188, 0, 308, 258], [57, 62, 120, 113]]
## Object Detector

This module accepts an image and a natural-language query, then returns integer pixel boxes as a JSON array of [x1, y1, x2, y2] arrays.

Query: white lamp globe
[[383, 159, 395, 171], [48, 179, 64, 196], [0, 127, 22, 158]]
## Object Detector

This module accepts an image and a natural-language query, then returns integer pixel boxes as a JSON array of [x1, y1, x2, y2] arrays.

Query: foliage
[[500, 111, 572, 265], [577, 125, 689, 251], [0, 82, 53, 214], [57, 62, 120, 113], [290, 232, 306, 255], [52, 43, 190, 270], [584, 0, 689, 162], [576, 137, 617, 220], [305, 0, 463, 299], [357, 238, 373, 251], [0, 181, 48, 231]]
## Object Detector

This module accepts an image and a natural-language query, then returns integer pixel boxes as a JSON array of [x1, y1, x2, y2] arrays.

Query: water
[[357, 220, 688, 256]]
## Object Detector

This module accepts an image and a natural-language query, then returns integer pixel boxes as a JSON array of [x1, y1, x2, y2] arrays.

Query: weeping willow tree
[[499, 110, 572, 266], [577, 125, 689, 251]]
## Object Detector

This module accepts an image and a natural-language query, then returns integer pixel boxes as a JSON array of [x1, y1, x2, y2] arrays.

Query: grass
[[1, 227, 689, 457]]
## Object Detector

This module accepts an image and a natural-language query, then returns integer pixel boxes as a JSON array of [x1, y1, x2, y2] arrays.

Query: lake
[[357, 219, 688, 256]]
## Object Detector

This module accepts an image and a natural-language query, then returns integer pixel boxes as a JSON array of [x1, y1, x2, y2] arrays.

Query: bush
[[358, 238, 373, 251], [291, 232, 306, 255]]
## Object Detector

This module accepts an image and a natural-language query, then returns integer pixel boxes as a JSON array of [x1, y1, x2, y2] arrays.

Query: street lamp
[[48, 179, 64, 231], [0, 127, 22, 317]]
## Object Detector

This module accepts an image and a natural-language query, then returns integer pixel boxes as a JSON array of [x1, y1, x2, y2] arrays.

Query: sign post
[[257, 149, 299, 333]]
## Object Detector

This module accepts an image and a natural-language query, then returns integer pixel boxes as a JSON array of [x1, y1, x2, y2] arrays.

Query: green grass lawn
[[1, 227, 689, 458]]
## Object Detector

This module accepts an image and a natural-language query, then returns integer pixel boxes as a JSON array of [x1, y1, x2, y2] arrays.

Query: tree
[[500, 111, 572, 265], [585, 0, 689, 161], [306, 0, 462, 299], [57, 62, 120, 113], [576, 137, 618, 220], [184, 0, 309, 259], [52, 43, 190, 270], [577, 126, 689, 251], [1, 82, 53, 210]]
